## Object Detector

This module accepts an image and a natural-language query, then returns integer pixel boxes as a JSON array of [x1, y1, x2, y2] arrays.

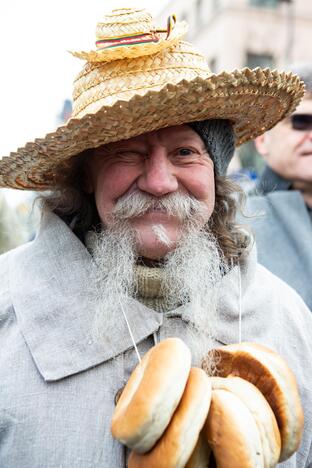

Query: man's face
[[86, 125, 215, 259], [255, 97, 312, 182]]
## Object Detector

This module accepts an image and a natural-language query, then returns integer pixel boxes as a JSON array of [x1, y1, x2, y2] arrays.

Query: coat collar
[[256, 165, 291, 194], [9, 209, 257, 381], [10, 210, 163, 381]]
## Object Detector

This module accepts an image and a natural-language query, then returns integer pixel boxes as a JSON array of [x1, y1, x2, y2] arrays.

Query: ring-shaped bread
[[204, 386, 264, 467], [128, 367, 212, 468], [210, 376, 281, 467], [202, 342, 304, 461], [111, 337, 191, 453], [185, 432, 212, 468]]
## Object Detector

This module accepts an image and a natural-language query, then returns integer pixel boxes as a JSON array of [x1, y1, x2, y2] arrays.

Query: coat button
[[114, 387, 125, 406]]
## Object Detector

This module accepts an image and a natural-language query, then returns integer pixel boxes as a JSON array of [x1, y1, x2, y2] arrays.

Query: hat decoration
[[0, 7, 305, 190], [71, 8, 187, 63]]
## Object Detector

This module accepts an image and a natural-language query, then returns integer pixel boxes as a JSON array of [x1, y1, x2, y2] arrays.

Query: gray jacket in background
[[243, 166, 312, 311], [0, 210, 312, 467]]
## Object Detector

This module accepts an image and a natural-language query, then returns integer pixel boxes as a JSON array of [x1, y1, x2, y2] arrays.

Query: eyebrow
[[170, 137, 206, 150]]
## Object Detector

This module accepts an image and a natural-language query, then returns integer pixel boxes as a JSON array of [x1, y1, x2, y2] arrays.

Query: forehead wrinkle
[[98, 125, 208, 155], [150, 126, 207, 150]]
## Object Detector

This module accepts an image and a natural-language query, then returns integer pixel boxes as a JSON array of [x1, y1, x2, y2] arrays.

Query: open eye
[[178, 148, 195, 156], [171, 147, 201, 162]]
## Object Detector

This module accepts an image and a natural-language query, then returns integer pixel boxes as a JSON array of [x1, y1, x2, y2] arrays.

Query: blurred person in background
[[0, 190, 27, 253], [244, 63, 312, 311]]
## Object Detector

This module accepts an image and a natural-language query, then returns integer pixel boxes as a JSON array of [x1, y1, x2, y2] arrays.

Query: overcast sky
[[0, 0, 170, 158]]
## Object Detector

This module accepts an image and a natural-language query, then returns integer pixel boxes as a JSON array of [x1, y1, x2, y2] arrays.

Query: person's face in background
[[255, 96, 312, 184]]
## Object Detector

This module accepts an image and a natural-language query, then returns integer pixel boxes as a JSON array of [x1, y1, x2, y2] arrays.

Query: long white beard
[[86, 221, 137, 341], [160, 224, 226, 368], [86, 191, 227, 369]]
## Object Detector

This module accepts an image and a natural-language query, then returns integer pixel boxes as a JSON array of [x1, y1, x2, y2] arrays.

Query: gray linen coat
[[1, 210, 312, 467]]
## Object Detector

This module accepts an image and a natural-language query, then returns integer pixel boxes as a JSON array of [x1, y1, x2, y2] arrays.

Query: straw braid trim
[[73, 66, 209, 113], [73, 68, 210, 117], [73, 66, 300, 117], [2, 76, 301, 162], [2, 86, 296, 185], [73, 64, 208, 100], [74, 43, 204, 82], [75, 84, 296, 131], [72, 48, 210, 109], [99, 8, 151, 22], [96, 17, 153, 38], [0, 71, 303, 189]]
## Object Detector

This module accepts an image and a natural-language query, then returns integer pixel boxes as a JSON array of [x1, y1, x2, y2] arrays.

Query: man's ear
[[254, 133, 269, 158]]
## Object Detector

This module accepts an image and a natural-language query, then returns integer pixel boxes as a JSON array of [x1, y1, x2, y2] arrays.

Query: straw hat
[[0, 7, 304, 190]]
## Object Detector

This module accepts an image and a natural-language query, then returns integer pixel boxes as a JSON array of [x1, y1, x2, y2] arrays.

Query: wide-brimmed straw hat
[[0, 7, 304, 190]]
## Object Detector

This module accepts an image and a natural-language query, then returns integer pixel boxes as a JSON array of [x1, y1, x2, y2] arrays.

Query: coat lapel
[[10, 210, 162, 382]]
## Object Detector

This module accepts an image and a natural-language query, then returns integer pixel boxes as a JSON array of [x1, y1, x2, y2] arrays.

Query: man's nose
[[137, 150, 179, 196]]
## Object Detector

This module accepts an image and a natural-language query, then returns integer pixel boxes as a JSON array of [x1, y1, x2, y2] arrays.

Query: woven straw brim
[[0, 68, 304, 190], [70, 21, 188, 63]]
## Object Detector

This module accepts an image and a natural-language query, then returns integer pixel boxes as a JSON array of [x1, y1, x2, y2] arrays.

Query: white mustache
[[112, 191, 207, 222]]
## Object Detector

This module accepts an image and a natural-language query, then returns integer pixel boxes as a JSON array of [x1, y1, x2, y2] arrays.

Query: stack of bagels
[[111, 338, 304, 467]]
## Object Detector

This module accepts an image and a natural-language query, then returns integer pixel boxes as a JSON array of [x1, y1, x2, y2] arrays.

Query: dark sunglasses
[[291, 114, 312, 131]]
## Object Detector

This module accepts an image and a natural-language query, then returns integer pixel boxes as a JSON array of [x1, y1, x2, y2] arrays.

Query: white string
[[237, 261, 242, 344], [118, 295, 141, 363]]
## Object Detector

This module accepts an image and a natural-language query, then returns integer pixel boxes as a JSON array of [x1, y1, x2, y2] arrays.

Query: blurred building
[[157, 0, 311, 70], [157, 0, 311, 181]]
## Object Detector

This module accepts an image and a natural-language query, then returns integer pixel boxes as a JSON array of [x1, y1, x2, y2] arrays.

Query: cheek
[[180, 165, 215, 217], [268, 131, 303, 164], [91, 165, 138, 222], [185, 166, 215, 198]]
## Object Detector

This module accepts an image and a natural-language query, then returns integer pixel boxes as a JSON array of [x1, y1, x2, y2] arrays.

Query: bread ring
[[202, 342, 304, 461], [128, 367, 212, 468], [185, 432, 211, 468], [111, 337, 191, 453], [210, 376, 281, 467], [204, 385, 264, 467]]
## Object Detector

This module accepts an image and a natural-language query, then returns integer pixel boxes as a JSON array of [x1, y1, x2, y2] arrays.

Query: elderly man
[[0, 7, 311, 468], [245, 63, 312, 310]]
